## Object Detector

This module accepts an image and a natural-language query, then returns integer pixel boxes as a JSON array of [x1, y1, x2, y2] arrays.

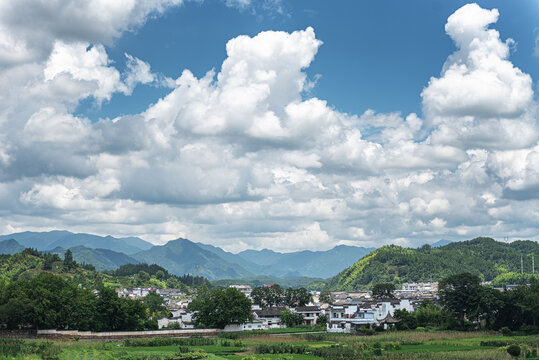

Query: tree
[[372, 283, 396, 298], [137, 270, 151, 286], [166, 276, 181, 289], [63, 249, 76, 271], [394, 309, 417, 330], [472, 286, 505, 329], [188, 287, 252, 329], [284, 287, 313, 307], [251, 285, 284, 307], [95, 286, 147, 331], [280, 308, 304, 327], [142, 291, 169, 320], [415, 300, 447, 328], [439, 273, 481, 326], [319, 290, 333, 304], [316, 313, 328, 326], [155, 270, 165, 280]]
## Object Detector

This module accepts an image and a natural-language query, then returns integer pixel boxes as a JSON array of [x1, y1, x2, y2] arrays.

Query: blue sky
[[86, 0, 539, 120], [0, 1, 538, 251]]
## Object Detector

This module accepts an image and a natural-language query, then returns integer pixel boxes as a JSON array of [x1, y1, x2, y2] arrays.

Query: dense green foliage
[[108, 263, 172, 278], [0, 272, 151, 331], [250, 285, 312, 307], [188, 286, 252, 328], [372, 283, 396, 298], [141, 291, 170, 320], [327, 237, 539, 290], [0, 249, 207, 291], [392, 273, 539, 332], [280, 308, 305, 327]]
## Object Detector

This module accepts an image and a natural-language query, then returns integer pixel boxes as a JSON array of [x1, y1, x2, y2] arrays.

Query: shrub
[[124, 337, 216, 347], [255, 343, 307, 355], [358, 327, 375, 336], [519, 325, 538, 334], [480, 340, 510, 347], [219, 332, 240, 339], [506, 344, 521, 357], [500, 326, 512, 336], [35, 341, 61, 360], [175, 351, 208, 360], [164, 321, 182, 329]]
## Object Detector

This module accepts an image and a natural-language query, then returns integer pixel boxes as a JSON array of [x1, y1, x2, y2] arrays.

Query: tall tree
[[142, 291, 169, 320], [188, 287, 252, 329], [284, 287, 313, 307], [439, 273, 481, 326], [63, 249, 76, 271], [372, 283, 396, 298]]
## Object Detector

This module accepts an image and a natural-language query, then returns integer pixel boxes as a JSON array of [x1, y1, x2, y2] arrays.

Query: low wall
[[33, 328, 221, 340]]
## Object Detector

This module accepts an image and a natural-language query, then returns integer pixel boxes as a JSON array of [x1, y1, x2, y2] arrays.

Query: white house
[[294, 306, 323, 326], [157, 309, 195, 329], [253, 307, 285, 328], [327, 299, 414, 333], [327, 304, 378, 333]]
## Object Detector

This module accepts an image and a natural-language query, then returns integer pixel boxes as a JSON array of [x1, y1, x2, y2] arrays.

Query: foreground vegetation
[[1, 331, 538, 360]]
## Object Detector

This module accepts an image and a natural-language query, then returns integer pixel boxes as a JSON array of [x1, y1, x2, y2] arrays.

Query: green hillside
[[0, 239, 25, 254], [0, 248, 204, 291], [326, 237, 539, 291], [50, 246, 140, 271]]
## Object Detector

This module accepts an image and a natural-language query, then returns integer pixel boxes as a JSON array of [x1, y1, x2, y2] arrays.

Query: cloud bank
[[0, 2, 537, 251]]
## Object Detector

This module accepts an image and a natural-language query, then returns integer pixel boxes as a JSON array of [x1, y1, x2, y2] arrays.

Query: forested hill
[[0, 249, 209, 290], [326, 237, 539, 291]]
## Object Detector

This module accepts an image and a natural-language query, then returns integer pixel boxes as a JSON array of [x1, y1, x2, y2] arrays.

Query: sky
[[0, 0, 538, 252]]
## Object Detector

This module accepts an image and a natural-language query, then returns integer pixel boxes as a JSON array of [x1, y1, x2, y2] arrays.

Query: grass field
[[1, 331, 538, 360]]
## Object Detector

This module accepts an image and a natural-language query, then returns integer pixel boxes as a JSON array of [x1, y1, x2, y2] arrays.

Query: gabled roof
[[379, 313, 399, 324]]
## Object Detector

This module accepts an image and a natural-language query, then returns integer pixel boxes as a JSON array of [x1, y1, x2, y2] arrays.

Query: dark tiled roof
[[254, 307, 286, 317], [295, 306, 320, 312]]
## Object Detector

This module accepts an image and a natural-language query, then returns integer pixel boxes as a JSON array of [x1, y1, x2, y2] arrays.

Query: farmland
[[1, 330, 538, 360]]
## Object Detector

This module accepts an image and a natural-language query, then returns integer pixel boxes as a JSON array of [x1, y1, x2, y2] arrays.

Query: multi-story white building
[[327, 299, 414, 333], [294, 306, 323, 325]]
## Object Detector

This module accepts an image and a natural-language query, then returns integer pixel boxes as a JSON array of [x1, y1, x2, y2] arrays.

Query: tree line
[[393, 273, 538, 333], [0, 272, 168, 331], [250, 285, 312, 307]]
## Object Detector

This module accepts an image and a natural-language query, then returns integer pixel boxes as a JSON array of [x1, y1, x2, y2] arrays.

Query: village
[[115, 282, 439, 333]]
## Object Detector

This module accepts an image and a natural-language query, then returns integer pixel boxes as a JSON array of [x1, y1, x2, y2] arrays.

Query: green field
[[1, 331, 538, 360]]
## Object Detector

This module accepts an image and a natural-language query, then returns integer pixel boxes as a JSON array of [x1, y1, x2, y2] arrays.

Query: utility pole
[[521, 255, 523, 274], [533, 255, 535, 274]]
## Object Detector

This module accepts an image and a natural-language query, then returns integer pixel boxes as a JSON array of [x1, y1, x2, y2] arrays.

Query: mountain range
[[0, 230, 153, 254], [0, 231, 374, 280]]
